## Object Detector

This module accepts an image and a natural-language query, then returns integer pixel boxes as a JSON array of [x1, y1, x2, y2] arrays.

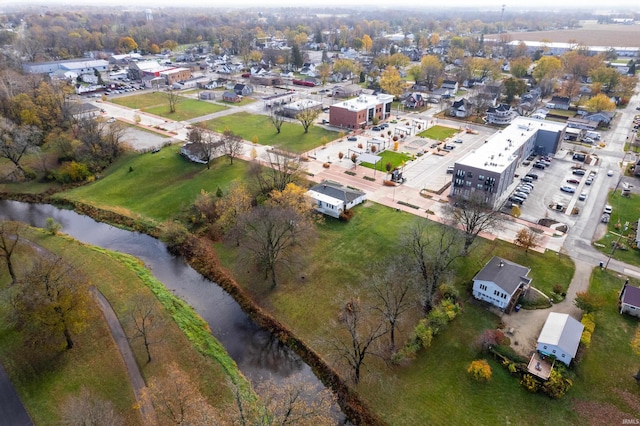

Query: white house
[[536, 312, 584, 366], [306, 181, 367, 219], [472, 256, 531, 312], [620, 281, 640, 317]]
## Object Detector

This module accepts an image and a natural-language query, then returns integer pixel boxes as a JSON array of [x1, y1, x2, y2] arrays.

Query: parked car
[[579, 192, 587, 201], [566, 179, 580, 185], [560, 186, 575, 193], [604, 205, 613, 214], [572, 169, 586, 176], [585, 177, 594, 185], [516, 186, 531, 194], [509, 196, 524, 204], [533, 163, 545, 170], [442, 145, 455, 151], [521, 176, 534, 183], [514, 192, 528, 199], [447, 166, 455, 174], [347, 136, 358, 141], [371, 126, 382, 131], [525, 173, 538, 180], [454, 138, 463, 143], [430, 143, 439, 148], [601, 213, 610, 223], [607, 170, 614, 176], [107, 117, 116, 123], [380, 123, 389, 129]]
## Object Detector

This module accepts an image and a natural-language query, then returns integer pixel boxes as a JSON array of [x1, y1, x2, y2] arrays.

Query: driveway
[[0, 364, 32, 426]]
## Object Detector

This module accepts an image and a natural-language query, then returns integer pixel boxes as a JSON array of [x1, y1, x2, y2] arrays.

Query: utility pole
[[499, 5, 506, 33], [605, 222, 629, 270]]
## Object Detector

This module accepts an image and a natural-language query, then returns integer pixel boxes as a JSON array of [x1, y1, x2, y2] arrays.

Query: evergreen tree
[[291, 44, 303, 69]]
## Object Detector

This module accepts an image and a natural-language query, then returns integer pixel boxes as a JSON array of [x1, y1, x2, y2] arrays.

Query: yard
[[359, 149, 412, 172], [417, 125, 459, 141], [595, 191, 640, 267], [109, 92, 227, 121], [202, 112, 339, 154]]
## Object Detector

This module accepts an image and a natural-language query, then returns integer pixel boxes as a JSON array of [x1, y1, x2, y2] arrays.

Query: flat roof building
[[329, 94, 394, 130], [450, 117, 566, 207]]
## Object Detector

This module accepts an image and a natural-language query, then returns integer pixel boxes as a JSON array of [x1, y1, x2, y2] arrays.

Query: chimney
[[499, 260, 504, 268]]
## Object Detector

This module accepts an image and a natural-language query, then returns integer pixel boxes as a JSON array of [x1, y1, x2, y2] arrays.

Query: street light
[[605, 221, 629, 270]]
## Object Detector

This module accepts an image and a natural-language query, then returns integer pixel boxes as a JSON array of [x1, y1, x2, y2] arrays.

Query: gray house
[[620, 281, 640, 317], [536, 313, 584, 366], [306, 181, 367, 219], [472, 256, 532, 313]]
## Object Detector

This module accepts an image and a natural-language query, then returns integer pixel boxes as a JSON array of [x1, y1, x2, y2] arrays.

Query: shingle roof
[[622, 284, 640, 308], [309, 181, 365, 204], [474, 256, 531, 294]]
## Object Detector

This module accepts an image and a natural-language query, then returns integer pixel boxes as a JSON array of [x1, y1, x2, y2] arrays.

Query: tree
[[379, 66, 405, 99], [250, 150, 304, 195], [574, 291, 605, 313], [238, 202, 315, 289], [129, 295, 163, 364], [503, 77, 527, 104], [585, 93, 616, 112], [13, 254, 90, 351], [362, 34, 373, 53], [61, 387, 123, 426], [533, 56, 562, 81], [510, 57, 532, 78], [75, 117, 124, 169], [148, 363, 220, 425], [443, 194, 502, 254], [296, 107, 321, 134], [367, 257, 419, 351], [470, 57, 501, 80], [0, 220, 22, 285], [117, 36, 138, 52], [467, 359, 492, 382], [589, 66, 620, 94], [216, 182, 252, 243], [316, 62, 332, 85], [420, 55, 443, 91], [221, 129, 244, 165], [406, 222, 464, 312], [514, 228, 540, 253], [0, 118, 42, 178], [329, 298, 387, 384], [165, 87, 181, 114], [291, 44, 303, 69], [407, 65, 423, 84], [269, 108, 286, 134]]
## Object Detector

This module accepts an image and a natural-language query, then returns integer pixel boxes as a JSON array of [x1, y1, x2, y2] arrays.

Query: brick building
[[329, 94, 394, 130]]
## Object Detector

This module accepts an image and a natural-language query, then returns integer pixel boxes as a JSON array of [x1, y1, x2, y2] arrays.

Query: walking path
[[92, 288, 158, 425], [0, 364, 32, 426]]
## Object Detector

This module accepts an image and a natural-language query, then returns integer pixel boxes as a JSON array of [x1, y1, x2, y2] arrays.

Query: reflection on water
[[0, 200, 313, 383]]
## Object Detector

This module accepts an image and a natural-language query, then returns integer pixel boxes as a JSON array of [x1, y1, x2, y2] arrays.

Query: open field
[[202, 112, 339, 153], [110, 92, 227, 121], [418, 125, 459, 141], [360, 150, 412, 171], [495, 21, 640, 47]]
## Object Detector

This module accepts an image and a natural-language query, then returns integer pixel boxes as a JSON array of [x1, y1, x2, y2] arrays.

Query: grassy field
[[0, 227, 237, 424], [56, 145, 251, 223], [110, 92, 170, 109], [418, 125, 459, 141], [110, 92, 228, 121], [360, 150, 412, 172], [595, 191, 640, 267], [202, 112, 339, 153]]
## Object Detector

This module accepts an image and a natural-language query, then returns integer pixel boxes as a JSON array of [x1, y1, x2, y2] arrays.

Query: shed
[[620, 281, 640, 317], [536, 312, 584, 366]]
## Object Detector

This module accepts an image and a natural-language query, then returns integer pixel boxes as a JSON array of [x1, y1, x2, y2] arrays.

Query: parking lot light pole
[[605, 221, 629, 270]]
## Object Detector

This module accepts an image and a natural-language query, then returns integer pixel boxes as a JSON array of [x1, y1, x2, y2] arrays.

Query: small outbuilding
[[619, 281, 640, 317], [536, 312, 584, 366], [306, 181, 367, 219], [222, 91, 241, 103]]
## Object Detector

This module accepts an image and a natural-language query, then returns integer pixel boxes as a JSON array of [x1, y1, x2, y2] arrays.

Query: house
[[70, 102, 101, 120], [472, 256, 532, 312], [566, 117, 599, 131], [536, 312, 584, 366], [199, 91, 216, 101], [486, 103, 518, 125], [306, 181, 367, 219], [441, 80, 459, 92], [332, 84, 362, 99], [180, 140, 224, 164], [222, 91, 241, 103], [449, 98, 473, 118], [234, 84, 253, 96], [403, 93, 426, 109], [549, 96, 571, 110], [582, 111, 614, 127], [620, 281, 640, 317]]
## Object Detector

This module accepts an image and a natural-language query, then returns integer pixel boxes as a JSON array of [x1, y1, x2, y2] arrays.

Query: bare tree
[[329, 298, 388, 384], [61, 387, 123, 426], [221, 129, 244, 165], [0, 118, 42, 179], [443, 194, 503, 254], [405, 222, 464, 313], [296, 107, 321, 133], [269, 107, 285, 134], [250, 150, 304, 195], [200, 131, 223, 170], [367, 258, 419, 351], [165, 87, 181, 113], [129, 295, 163, 364], [75, 117, 124, 169], [0, 220, 22, 285], [238, 203, 315, 289], [13, 254, 90, 350], [514, 228, 540, 254]]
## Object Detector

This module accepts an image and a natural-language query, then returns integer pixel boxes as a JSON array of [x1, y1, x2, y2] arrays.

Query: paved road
[[92, 288, 158, 425], [0, 364, 33, 426]]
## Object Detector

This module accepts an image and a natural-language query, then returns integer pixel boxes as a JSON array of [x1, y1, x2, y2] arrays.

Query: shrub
[[476, 329, 508, 352], [55, 161, 91, 183], [438, 283, 459, 302], [45, 217, 62, 235], [580, 330, 592, 348], [520, 374, 540, 393], [542, 369, 573, 399], [581, 313, 596, 333], [467, 359, 492, 382], [553, 283, 564, 294], [427, 305, 450, 334], [339, 209, 354, 222]]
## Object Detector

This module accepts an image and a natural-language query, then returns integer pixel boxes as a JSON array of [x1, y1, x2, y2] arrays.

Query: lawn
[[359, 149, 412, 172], [202, 112, 339, 153], [56, 145, 250, 223], [417, 125, 459, 141], [110, 92, 170, 109], [595, 190, 640, 267], [144, 98, 227, 121]]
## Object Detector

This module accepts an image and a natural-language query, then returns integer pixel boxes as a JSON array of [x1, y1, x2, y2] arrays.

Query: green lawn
[[56, 145, 250, 223], [418, 125, 459, 141], [144, 98, 227, 121], [360, 150, 412, 172], [548, 109, 576, 118], [595, 191, 640, 267], [202, 112, 339, 153], [110, 92, 170, 109]]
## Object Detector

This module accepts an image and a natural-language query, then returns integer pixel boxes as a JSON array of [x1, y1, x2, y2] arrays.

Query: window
[[543, 345, 547, 349], [552, 350, 556, 354], [467, 172, 473, 178], [477, 184, 483, 189], [479, 175, 485, 180], [561, 354, 565, 358], [466, 181, 472, 187]]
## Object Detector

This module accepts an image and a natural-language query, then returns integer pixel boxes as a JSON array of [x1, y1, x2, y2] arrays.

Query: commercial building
[[23, 59, 109, 75], [329, 94, 394, 130], [450, 117, 566, 206]]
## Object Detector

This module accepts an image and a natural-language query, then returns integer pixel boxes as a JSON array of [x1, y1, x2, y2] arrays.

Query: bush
[[427, 305, 450, 334], [520, 374, 540, 393], [339, 209, 354, 222], [45, 217, 62, 235], [580, 330, 592, 348], [476, 329, 508, 352], [581, 313, 596, 333], [467, 359, 492, 382], [438, 283, 459, 302], [414, 319, 434, 349], [55, 161, 91, 183], [542, 369, 573, 399]]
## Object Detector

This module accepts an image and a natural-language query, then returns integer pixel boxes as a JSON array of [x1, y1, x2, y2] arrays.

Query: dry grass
[[498, 22, 640, 47]]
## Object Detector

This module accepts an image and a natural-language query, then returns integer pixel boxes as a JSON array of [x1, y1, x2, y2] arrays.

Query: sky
[[4, 0, 639, 10]]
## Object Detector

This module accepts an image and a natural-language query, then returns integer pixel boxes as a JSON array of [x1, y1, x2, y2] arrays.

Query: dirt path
[[499, 258, 593, 357], [92, 288, 158, 425]]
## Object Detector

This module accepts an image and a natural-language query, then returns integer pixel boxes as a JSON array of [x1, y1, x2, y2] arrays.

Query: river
[[0, 200, 325, 395]]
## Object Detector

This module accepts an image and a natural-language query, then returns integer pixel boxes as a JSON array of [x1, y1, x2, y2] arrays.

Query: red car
[[566, 179, 580, 185]]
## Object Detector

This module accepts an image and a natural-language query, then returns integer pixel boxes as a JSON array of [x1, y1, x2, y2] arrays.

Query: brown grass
[[496, 22, 640, 47]]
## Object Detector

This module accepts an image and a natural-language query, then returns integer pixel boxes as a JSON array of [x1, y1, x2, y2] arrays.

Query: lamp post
[[605, 221, 629, 270]]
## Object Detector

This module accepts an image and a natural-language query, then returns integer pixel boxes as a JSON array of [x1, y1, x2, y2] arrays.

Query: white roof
[[332, 94, 394, 112], [538, 312, 584, 358], [306, 189, 342, 207], [457, 117, 565, 172]]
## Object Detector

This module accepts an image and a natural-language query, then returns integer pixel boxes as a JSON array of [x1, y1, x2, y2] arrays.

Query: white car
[[579, 192, 587, 201], [107, 117, 116, 123], [607, 170, 614, 176], [560, 186, 575, 193], [604, 205, 613, 214]]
